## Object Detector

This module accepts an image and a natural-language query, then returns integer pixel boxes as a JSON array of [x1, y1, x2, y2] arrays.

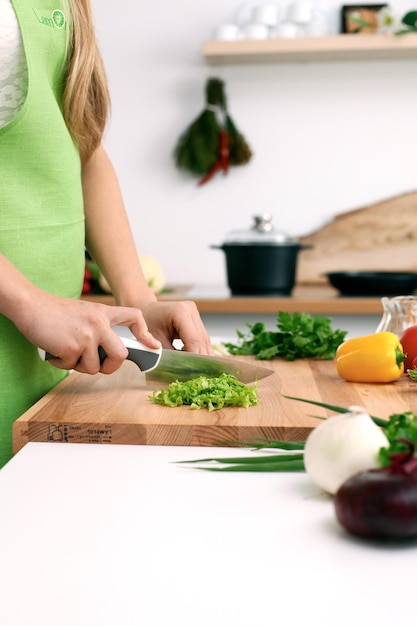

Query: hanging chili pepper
[[336, 331, 405, 383], [198, 127, 229, 186]]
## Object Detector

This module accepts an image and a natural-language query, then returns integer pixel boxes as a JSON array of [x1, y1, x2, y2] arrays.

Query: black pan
[[325, 271, 417, 297]]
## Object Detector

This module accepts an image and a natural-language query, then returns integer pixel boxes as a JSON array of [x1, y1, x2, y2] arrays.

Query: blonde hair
[[63, 0, 110, 161]]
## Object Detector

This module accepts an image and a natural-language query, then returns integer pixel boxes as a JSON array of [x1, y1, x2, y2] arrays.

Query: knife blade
[[113, 326, 273, 383], [145, 347, 273, 384], [38, 325, 273, 384]]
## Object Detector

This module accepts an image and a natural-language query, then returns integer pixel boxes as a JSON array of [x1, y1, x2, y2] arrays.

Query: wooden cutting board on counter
[[296, 190, 417, 284], [12, 356, 417, 454]]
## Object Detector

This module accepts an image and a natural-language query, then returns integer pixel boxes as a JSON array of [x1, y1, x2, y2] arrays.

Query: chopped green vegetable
[[407, 368, 417, 380], [224, 311, 347, 361], [149, 373, 258, 411]]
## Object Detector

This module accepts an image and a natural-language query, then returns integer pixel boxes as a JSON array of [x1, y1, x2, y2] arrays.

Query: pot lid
[[224, 214, 296, 244]]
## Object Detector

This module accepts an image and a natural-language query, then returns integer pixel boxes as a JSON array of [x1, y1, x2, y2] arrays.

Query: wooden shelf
[[82, 285, 386, 315], [203, 33, 417, 64]]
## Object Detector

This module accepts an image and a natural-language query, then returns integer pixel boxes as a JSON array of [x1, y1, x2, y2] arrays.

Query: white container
[[286, 1, 314, 25], [212, 23, 242, 41], [241, 22, 270, 39], [252, 3, 280, 27], [304, 12, 330, 36], [275, 21, 301, 38]]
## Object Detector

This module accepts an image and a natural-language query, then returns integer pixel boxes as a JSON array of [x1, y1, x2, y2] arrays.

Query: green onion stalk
[[178, 395, 417, 472]]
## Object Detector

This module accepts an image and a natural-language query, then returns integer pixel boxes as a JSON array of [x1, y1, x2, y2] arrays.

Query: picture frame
[[341, 4, 388, 33]]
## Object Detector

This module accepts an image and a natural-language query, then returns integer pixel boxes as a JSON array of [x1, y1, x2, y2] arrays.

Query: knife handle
[[38, 336, 162, 373]]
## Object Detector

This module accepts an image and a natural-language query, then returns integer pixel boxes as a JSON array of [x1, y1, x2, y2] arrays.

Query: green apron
[[0, 1, 85, 467]]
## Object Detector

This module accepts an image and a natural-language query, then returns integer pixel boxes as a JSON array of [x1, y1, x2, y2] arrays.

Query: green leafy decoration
[[226, 115, 252, 165], [174, 77, 252, 177], [174, 110, 220, 176], [401, 10, 417, 30]]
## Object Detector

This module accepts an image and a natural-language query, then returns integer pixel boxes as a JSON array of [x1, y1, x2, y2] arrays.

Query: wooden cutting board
[[296, 190, 417, 284], [12, 356, 417, 454]]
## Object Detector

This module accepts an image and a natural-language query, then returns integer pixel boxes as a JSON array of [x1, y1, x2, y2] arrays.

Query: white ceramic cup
[[304, 12, 330, 36], [252, 3, 280, 27], [275, 21, 301, 37], [212, 23, 242, 41], [241, 22, 270, 39], [286, 1, 314, 24]]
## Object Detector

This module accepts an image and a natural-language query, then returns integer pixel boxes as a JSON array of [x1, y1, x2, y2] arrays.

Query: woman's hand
[[12, 289, 161, 375], [141, 300, 214, 355]]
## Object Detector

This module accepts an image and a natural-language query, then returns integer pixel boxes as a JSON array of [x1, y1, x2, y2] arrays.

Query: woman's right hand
[[0, 252, 161, 376], [14, 291, 162, 375]]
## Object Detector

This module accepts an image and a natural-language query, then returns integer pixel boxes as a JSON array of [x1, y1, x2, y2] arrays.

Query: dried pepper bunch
[[174, 77, 252, 185]]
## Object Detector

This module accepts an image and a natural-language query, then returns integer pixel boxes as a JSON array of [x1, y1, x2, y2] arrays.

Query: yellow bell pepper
[[336, 331, 405, 383]]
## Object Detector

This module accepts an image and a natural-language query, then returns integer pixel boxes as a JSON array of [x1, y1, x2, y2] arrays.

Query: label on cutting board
[[46, 423, 113, 444]]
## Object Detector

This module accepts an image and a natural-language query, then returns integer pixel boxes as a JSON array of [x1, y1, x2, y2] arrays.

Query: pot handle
[[210, 244, 224, 250]]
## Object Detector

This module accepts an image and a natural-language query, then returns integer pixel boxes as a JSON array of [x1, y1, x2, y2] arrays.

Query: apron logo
[[33, 8, 66, 29], [52, 10, 66, 29]]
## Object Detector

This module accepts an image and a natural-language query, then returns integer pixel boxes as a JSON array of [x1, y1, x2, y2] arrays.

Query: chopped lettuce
[[149, 373, 258, 411]]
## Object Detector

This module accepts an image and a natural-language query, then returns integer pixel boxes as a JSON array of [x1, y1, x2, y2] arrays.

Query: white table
[[0, 442, 415, 626]]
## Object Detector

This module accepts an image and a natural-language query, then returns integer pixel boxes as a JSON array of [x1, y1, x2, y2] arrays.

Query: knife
[[38, 325, 273, 384]]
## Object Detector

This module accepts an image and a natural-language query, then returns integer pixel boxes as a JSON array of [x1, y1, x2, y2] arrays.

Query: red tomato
[[81, 267, 93, 294], [399, 325, 417, 370]]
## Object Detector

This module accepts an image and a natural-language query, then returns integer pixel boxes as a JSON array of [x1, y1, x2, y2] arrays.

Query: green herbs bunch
[[225, 312, 347, 361]]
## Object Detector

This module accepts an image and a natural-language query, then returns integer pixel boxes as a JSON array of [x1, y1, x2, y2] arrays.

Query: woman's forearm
[[0, 253, 37, 323], [82, 144, 157, 308]]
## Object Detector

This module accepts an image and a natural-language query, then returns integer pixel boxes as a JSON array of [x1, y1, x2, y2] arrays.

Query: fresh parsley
[[224, 311, 347, 361]]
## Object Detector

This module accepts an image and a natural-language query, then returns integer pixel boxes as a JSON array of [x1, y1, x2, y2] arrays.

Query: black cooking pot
[[211, 214, 311, 296]]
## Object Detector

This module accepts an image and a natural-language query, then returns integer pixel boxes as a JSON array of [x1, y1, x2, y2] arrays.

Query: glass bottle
[[376, 296, 417, 336]]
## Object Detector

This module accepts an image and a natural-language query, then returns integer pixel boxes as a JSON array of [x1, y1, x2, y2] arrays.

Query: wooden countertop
[[82, 284, 386, 315], [13, 355, 417, 454]]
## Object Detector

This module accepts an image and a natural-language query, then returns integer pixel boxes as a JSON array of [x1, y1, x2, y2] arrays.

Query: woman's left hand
[[140, 300, 214, 354]]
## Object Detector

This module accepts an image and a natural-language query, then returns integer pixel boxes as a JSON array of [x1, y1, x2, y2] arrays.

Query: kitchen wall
[[91, 0, 417, 288]]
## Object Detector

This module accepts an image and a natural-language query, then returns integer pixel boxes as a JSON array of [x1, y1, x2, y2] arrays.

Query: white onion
[[304, 406, 389, 495]]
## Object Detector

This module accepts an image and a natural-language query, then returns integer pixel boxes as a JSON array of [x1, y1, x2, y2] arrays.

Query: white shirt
[[0, 0, 28, 128]]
